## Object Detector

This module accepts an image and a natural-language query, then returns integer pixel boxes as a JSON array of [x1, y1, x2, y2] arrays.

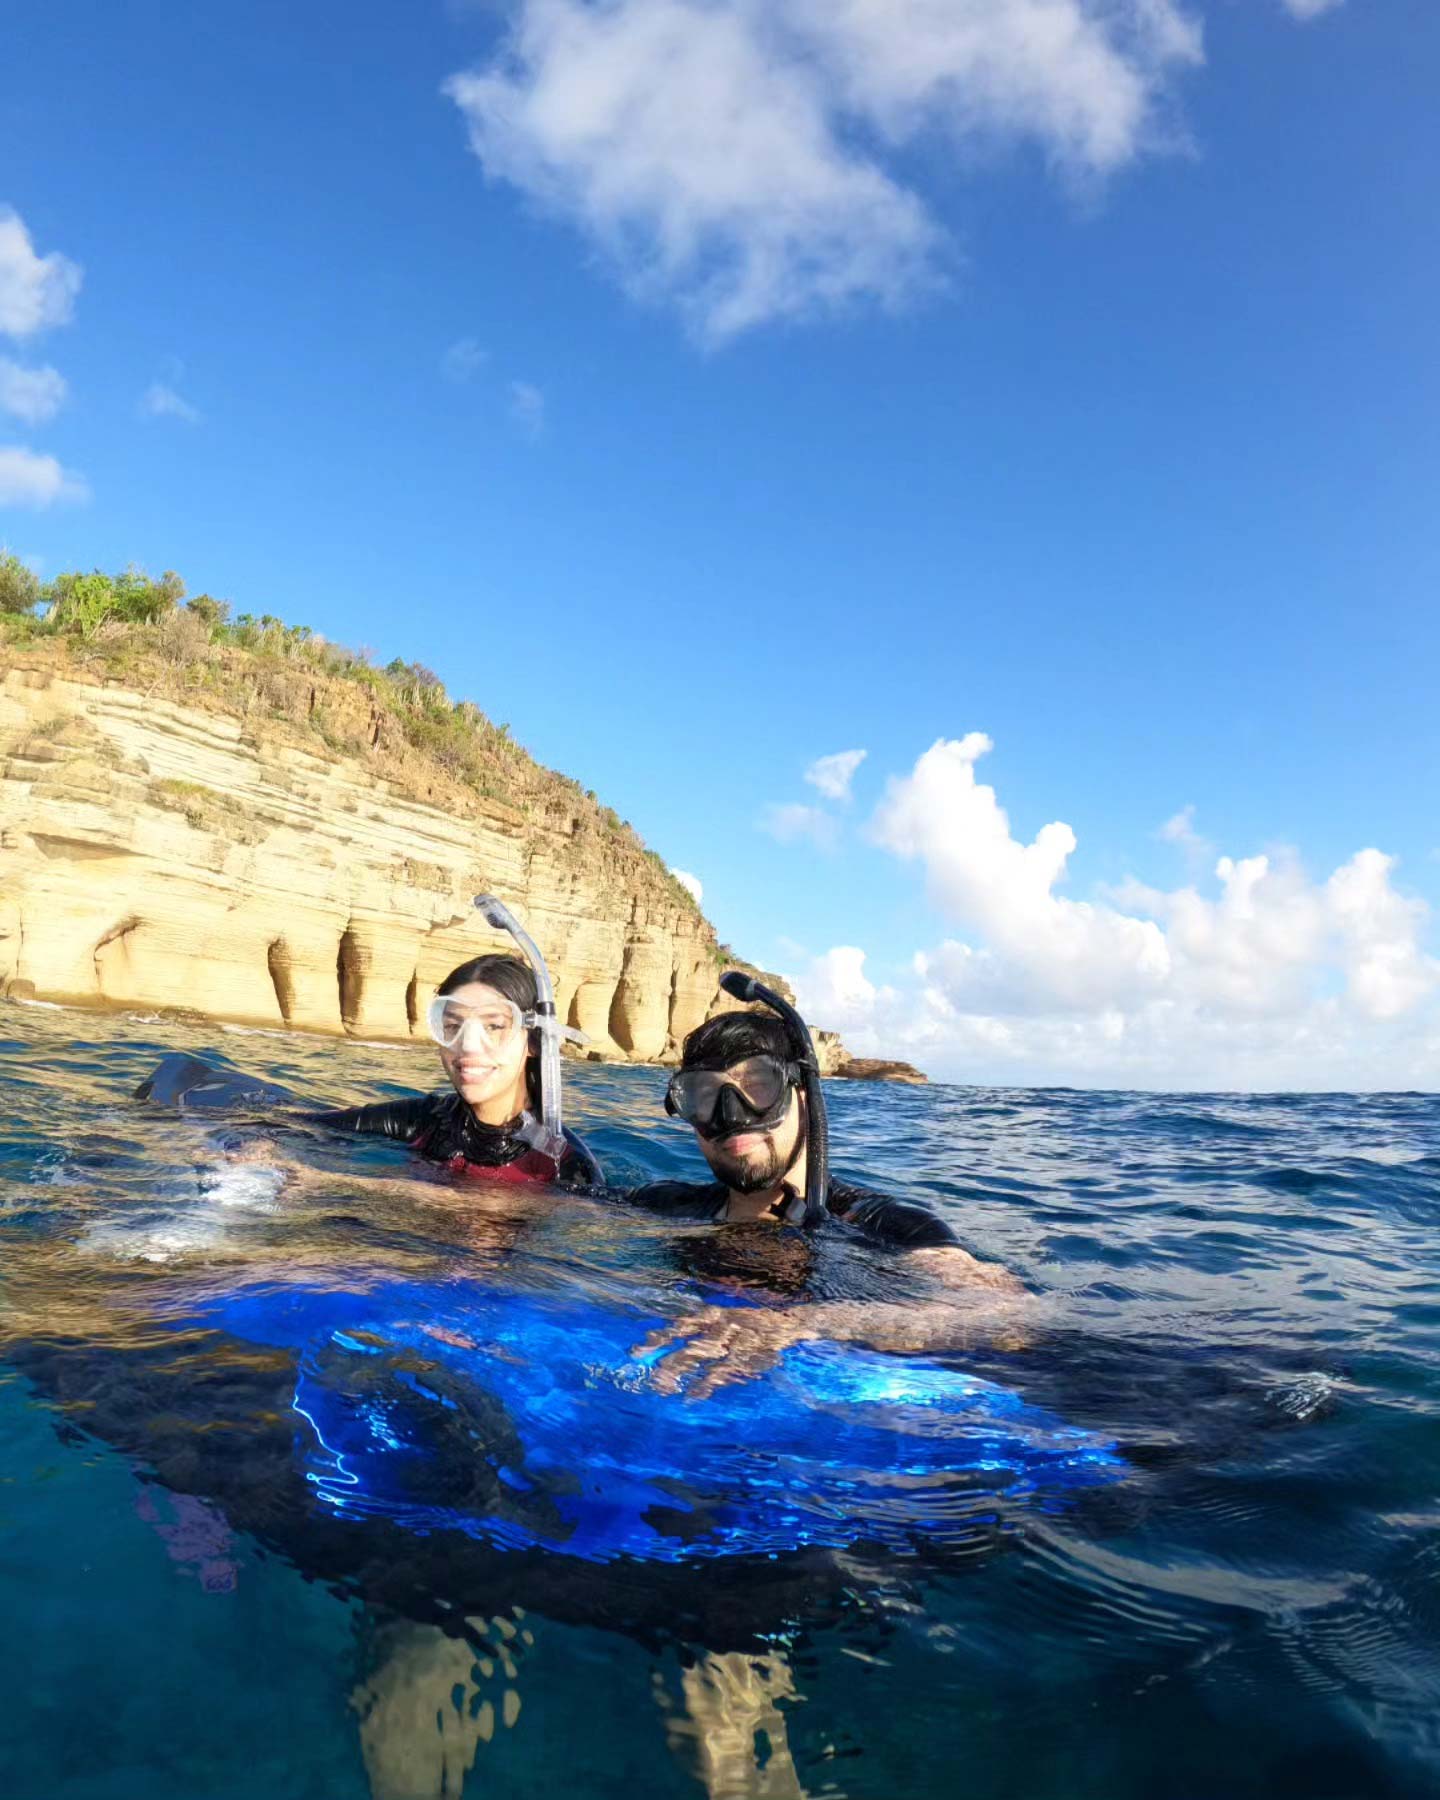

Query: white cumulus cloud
[[800, 944, 890, 1021], [788, 734, 1439, 1090], [872, 734, 1171, 1012], [1327, 849, 1434, 1021], [0, 359, 67, 425], [139, 382, 202, 424], [445, 0, 1201, 340], [805, 748, 867, 803], [0, 445, 89, 508], [0, 208, 82, 339], [670, 866, 703, 904]]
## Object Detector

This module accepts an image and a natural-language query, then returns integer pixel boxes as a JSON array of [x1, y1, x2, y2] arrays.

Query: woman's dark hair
[[680, 1010, 790, 1071], [436, 953, 541, 1108], [437, 952, 537, 1009]]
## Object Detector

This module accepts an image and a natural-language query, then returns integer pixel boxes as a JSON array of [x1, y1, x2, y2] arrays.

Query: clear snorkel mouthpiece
[[472, 894, 584, 1164]]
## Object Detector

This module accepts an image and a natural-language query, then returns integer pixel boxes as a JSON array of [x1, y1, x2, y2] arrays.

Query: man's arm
[[908, 1244, 1026, 1294], [608, 1180, 729, 1220], [636, 1280, 1035, 1397], [831, 1183, 1025, 1294]]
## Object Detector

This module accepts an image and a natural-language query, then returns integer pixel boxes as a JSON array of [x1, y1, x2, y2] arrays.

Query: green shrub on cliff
[[47, 572, 118, 637], [45, 566, 185, 637], [0, 554, 42, 616], [185, 593, 230, 631]]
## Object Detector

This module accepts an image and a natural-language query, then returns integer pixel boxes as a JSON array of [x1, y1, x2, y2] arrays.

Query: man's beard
[[708, 1135, 790, 1194]]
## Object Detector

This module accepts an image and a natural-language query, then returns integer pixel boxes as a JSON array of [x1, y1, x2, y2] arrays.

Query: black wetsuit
[[311, 1092, 602, 1189], [621, 1176, 960, 1249]]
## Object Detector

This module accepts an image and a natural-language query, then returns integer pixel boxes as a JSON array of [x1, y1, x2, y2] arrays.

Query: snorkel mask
[[664, 1054, 802, 1141], [467, 894, 586, 1164], [426, 992, 538, 1052], [670, 974, 831, 1229]]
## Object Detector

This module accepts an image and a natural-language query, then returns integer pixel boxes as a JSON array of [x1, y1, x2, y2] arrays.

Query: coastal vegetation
[[0, 554, 699, 913]]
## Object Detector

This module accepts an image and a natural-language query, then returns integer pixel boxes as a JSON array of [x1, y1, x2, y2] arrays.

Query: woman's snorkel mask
[[470, 894, 586, 1163], [664, 973, 830, 1229]]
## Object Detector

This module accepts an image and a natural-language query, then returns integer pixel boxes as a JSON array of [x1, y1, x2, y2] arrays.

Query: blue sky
[[2, 0, 1436, 1087]]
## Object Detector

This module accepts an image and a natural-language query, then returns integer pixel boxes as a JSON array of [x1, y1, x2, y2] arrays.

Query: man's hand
[[635, 1306, 820, 1399]]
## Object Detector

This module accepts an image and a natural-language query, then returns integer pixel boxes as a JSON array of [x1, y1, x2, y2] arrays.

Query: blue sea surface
[[1, 1005, 1438, 1799]]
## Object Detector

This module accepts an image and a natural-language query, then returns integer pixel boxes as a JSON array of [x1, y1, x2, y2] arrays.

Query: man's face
[[696, 1078, 805, 1193]]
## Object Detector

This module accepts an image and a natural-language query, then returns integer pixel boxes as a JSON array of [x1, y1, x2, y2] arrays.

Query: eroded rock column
[[609, 928, 673, 1062]]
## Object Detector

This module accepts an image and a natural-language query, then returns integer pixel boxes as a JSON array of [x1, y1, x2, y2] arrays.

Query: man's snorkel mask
[[664, 1052, 802, 1142], [665, 974, 831, 1229], [471, 894, 586, 1163]]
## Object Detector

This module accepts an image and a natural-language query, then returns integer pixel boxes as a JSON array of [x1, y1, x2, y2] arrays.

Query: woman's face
[[434, 981, 531, 1121]]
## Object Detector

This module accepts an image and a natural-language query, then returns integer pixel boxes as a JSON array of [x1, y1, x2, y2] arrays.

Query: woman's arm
[[302, 1096, 436, 1142]]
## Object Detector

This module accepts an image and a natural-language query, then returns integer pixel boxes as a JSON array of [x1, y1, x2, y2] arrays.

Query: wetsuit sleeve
[[828, 1181, 961, 1249], [305, 1095, 438, 1143], [617, 1181, 728, 1220]]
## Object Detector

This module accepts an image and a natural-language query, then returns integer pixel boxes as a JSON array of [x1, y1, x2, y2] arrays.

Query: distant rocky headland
[[0, 562, 924, 1082]]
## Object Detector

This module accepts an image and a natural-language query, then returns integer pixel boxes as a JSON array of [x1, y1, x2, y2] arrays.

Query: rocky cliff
[[0, 652, 740, 1059], [0, 639, 925, 1080]]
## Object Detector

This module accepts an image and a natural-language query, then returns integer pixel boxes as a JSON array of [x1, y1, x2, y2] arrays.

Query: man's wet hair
[[680, 1009, 790, 1071]]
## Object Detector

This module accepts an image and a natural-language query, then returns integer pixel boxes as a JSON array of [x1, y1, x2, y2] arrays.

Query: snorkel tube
[[473, 894, 572, 1164], [719, 971, 829, 1228]]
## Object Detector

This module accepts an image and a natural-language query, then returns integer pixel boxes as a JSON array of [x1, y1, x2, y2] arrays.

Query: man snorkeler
[[627, 976, 1028, 1394]]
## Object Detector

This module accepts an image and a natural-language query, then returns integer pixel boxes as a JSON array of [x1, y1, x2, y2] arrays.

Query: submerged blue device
[[139, 1051, 1123, 1566], [198, 1279, 1123, 1566]]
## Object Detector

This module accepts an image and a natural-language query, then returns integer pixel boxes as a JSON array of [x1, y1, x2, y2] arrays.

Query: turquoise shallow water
[[2, 1004, 1439, 1799]]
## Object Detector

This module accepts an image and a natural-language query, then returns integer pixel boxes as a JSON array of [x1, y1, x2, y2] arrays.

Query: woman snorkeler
[[136, 897, 602, 1191], [313, 947, 600, 1188]]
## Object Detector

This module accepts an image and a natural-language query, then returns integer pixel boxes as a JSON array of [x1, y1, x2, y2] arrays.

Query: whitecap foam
[[79, 1214, 230, 1262], [199, 1163, 286, 1211], [1265, 1372, 1338, 1423]]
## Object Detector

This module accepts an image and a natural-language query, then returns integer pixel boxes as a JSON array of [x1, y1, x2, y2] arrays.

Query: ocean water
[[1, 1004, 1439, 1800]]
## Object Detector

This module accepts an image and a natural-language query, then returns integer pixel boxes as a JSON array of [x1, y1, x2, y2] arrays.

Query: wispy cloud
[[805, 748, 867, 803], [139, 381, 202, 424], [760, 802, 839, 852], [1159, 803, 1199, 846], [790, 733, 1439, 1088], [0, 359, 67, 425], [0, 445, 88, 508], [445, 0, 1202, 341], [0, 207, 82, 339], [1156, 802, 1213, 869], [507, 379, 545, 439], [1279, 0, 1343, 19], [669, 866, 703, 904], [442, 335, 489, 382]]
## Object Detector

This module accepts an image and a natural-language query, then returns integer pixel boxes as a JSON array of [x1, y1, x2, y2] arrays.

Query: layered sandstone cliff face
[[0, 660, 731, 1059]]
